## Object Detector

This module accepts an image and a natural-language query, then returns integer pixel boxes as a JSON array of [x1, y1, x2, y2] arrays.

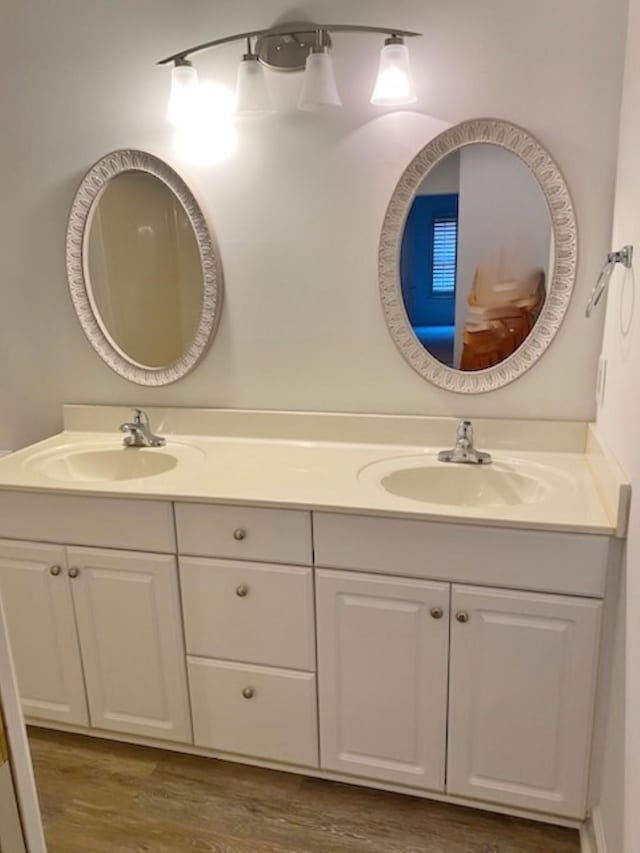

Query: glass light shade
[[236, 55, 273, 115], [297, 50, 342, 111], [167, 64, 200, 127], [173, 82, 237, 166], [370, 41, 417, 106]]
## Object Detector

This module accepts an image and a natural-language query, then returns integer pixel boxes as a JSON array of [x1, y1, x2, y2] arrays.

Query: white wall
[[596, 0, 640, 850], [0, 0, 628, 448]]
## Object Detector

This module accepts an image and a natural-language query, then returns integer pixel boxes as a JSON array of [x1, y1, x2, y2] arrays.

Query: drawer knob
[[68, 567, 80, 579], [430, 606, 443, 620], [456, 610, 470, 624], [233, 528, 247, 541], [242, 687, 255, 699], [236, 584, 249, 598], [49, 565, 62, 577]]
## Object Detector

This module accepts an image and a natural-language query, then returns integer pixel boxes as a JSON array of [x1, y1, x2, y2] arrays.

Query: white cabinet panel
[[0, 539, 87, 726], [180, 557, 315, 670], [175, 503, 312, 565], [0, 491, 175, 553], [316, 569, 449, 790], [313, 513, 609, 598], [188, 657, 318, 767], [447, 585, 602, 818], [68, 547, 191, 743]]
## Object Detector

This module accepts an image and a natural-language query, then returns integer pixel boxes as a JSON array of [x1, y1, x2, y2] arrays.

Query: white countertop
[[0, 407, 629, 537]]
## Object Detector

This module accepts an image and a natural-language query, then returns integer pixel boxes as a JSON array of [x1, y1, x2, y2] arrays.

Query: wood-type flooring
[[28, 728, 581, 853]]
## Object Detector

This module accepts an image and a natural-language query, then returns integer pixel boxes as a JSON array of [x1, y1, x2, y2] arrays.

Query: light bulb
[[167, 61, 200, 127], [173, 82, 236, 166], [236, 53, 273, 115], [298, 48, 342, 111], [370, 37, 417, 106]]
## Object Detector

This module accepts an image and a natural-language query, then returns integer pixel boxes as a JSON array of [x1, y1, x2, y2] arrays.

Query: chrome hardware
[[586, 245, 633, 318], [242, 687, 255, 699], [233, 528, 247, 541], [456, 610, 470, 623], [68, 567, 80, 579], [120, 408, 166, 448], [438, 419, 492, 465], [236, 584, 249, 597], [50, 565, 62, 577], [158, 23, 421, 71], [430, 606, 443, 620]]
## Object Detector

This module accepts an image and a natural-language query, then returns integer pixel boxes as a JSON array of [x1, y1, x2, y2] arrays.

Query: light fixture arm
[[158, 23, 421, 66]]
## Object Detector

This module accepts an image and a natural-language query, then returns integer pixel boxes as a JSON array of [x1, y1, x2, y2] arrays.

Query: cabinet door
[[316, 569, 449, 790], [447, 585, 602, 818], [68, 547, 191, 743], [0, 539, 87, 725]]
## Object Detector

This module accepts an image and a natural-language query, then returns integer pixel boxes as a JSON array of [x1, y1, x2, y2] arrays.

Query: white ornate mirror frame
[[66, 149, 223, 386], [378, 118, 577, 393]]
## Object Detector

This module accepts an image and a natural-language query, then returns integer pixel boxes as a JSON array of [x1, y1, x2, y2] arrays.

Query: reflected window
[[431, 217, 458, 297], [401, 193, 459, 366]]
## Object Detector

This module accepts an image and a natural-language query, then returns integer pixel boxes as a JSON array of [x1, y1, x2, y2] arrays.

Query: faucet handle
[[133, 408, 149, 426]]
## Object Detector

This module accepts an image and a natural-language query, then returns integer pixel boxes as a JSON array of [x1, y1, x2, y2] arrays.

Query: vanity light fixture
[[158, 23, 421, 120]]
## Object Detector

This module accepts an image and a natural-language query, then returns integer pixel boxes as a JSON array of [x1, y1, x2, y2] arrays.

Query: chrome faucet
[[438, 419, 491, 465], [120, 409, 166, 448]]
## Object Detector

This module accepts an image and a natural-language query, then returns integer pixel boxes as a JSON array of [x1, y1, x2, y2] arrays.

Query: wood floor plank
[[28, 729, 580, 853]]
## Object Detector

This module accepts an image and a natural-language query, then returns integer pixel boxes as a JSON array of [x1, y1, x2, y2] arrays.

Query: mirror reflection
[[400, 144, 553, 371], [86, 171, 203, 368]]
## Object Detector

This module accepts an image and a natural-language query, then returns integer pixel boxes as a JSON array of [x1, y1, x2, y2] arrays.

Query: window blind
[[432, 217, 457, 295]]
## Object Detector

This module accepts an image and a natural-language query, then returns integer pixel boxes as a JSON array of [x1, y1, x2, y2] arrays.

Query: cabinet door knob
[[430, 606, 443, 619], [456, 610, 469, 623], [233, 528, 247, 541], [236, 584, 249, 598], [68, 567, 80, 579], [49, 565, 62, 577], [242, 687, 255, 699]]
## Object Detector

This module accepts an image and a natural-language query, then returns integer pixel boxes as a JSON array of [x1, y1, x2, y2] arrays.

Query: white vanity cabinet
[[316, 569, 449, 790], [447, 585, 602, 818], [0, 485, 614, 824], [0, 537, 191, 744]]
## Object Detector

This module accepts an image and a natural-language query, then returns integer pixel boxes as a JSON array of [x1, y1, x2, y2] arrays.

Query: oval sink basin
[[24, 441, 203, 484], [380, 464, 546, 508], [358, 455, 570, 509]]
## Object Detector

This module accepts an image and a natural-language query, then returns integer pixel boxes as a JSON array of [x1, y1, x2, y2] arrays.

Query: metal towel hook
[[586, 245, 634, 317]]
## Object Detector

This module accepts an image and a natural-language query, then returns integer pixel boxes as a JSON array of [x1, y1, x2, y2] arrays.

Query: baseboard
[[581, 806, 608, 853]]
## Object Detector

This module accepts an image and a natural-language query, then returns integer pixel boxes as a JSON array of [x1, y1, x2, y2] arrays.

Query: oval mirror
[[67, 150, 222, 385], [379, 119, 577, 393]]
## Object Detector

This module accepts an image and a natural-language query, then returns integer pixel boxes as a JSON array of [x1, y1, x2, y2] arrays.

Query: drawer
[[180, 558, 315, 670], [313, 513, 610, 598], [0, 491, 175, 553], [188, 657, 318, 767], [175, 503, 312, 565]]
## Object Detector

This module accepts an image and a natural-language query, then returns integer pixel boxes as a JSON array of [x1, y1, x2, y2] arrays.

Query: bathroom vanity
[[0, 406, 627, 829]]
